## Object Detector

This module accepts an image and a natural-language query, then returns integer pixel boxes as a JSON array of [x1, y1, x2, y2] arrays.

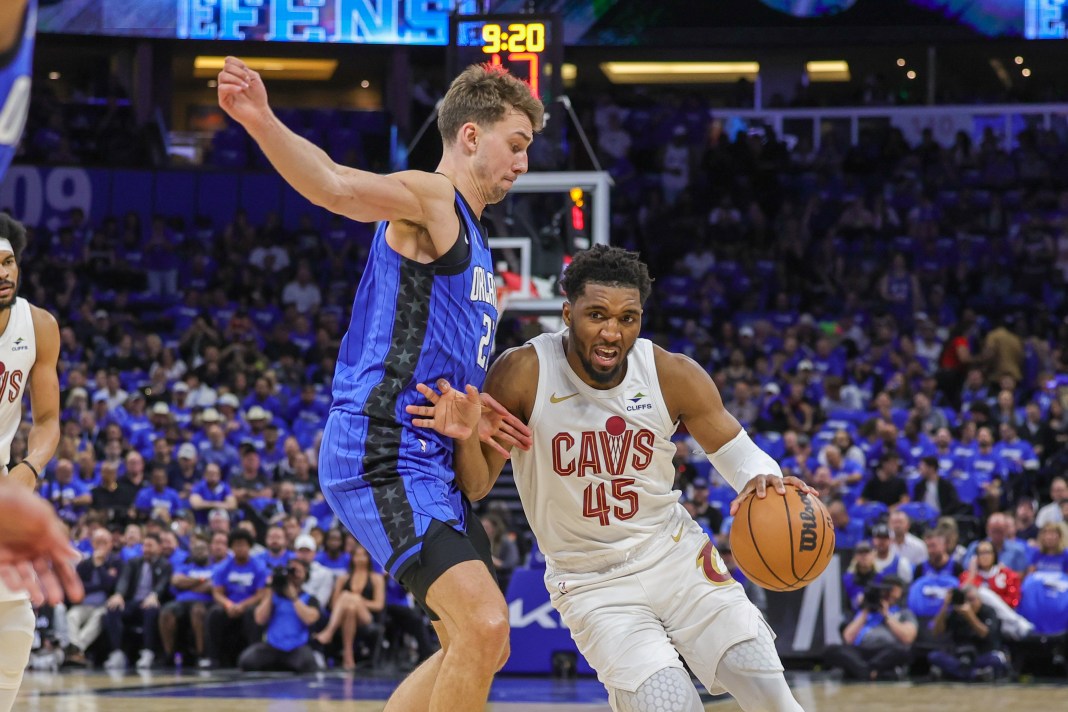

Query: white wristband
[[706, 429, 784, 494]]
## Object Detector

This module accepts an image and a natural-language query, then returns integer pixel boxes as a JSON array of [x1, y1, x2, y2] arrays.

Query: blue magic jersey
[[0, 0, 35, 180], [319, 188, 498, 574]]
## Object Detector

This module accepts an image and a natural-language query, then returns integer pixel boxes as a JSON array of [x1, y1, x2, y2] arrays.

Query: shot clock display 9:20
[[451, 14, 562, 101]]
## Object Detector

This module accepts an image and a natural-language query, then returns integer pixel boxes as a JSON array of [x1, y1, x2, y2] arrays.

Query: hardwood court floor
[[18, 669, 1068, 711]]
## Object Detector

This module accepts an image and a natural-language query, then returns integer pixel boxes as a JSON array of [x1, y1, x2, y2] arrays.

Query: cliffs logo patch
[[10, 337, 28, 353], [626, 391, 652, 412]]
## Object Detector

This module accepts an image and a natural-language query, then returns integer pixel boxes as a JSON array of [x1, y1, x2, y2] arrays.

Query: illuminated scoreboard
[[450, 14, 562, 101], [1026, 0, 1068, 39]]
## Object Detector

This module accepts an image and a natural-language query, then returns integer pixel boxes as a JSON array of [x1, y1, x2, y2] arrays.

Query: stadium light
[[806, 61, 850, 82], [193, 57, 338, 81], [600, 61, 759, 84]]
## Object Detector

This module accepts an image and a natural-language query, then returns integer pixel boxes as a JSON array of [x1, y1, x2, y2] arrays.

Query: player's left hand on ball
[[728, 475, 816, 516]]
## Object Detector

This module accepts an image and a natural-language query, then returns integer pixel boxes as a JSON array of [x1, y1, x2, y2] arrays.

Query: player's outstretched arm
[[656, 348, 815, 514], [0, 0, 29, 54], [8, 306, 61, 490], [407, 347, 536, 500], [217, 56, 452, 230]]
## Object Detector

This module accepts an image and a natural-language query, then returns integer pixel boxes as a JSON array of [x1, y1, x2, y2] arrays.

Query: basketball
[[729, 485, 835, 592]]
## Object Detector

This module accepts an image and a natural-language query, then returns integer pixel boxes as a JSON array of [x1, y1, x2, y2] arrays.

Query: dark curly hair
[[0, 213, 27, 262], [559, 245, 653, 304]]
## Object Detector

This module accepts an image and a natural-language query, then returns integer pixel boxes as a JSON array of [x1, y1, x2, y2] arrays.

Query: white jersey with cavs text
[[511, 330, 680, 572], [0, 297, 36, 602]]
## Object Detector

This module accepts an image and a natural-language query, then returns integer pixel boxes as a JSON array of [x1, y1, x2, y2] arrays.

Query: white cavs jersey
[[0, 298, 34, 470], [0, 297, 36, 603], [511, 330, 680, 572]]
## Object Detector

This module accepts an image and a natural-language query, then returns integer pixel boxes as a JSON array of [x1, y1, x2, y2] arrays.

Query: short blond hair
[[438, 63, 544, 144]]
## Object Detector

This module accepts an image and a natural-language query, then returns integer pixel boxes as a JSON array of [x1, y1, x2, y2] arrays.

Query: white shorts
[[545, 505, 781, 695]]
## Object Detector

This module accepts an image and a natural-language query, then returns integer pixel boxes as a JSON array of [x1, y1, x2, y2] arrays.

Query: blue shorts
[[318, 409, 468, 577]]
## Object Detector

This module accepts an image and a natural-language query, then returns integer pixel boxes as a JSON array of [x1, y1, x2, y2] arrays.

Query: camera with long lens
[[271, 565, 291, 595], [863, 583, 888, 611]]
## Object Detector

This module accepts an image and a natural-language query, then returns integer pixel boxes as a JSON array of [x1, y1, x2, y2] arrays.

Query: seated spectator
[[1025, 522, 1068, 577], [187, 462, 237, 526], [313, 543, 385, 670], [911, 455, 965, 516], [239, 558, 321, 672], [887, 510, 927, 569], [858, 452, 910, 509], [871, 524, 913, 584], [294, 534, 336, 607], [314, 528, 351, 573], [1036, 477, 1067, 528], [842, 541, 878, 612], [960, 541, 1034, 641], [133, 464, 184, 523], [963, 512, 1030, 574], [382, 575, 436, 667], [40, 457, 92, 525], [824, 576, 916, 681], [204, 529, 267, 668], [828, 499, 865, 551], [91, 461, 137, 526], [482, 512, 520, 594], [160, 535, 215, 668], [928, 585, 1010, 681], [168, 442, 202, 497], [1014, 499, 1039, 543], [683, 477, 724, 535], [256, 524, 294, 569], [914, 528, 964, 581], [64, 528, 120, 666], [103, 533, 173, 670]]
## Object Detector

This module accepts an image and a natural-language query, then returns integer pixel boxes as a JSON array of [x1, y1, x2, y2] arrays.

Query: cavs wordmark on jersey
[[512, 331, 680, 572], [0, 298, 34, 471]]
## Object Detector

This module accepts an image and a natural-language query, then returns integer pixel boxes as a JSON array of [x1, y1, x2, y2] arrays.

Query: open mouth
[[592, 345, 620, 368]]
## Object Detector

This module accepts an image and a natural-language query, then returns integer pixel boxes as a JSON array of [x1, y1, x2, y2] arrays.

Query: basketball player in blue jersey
[[218, 59, 539, 711], [0, 0, 35, 180]]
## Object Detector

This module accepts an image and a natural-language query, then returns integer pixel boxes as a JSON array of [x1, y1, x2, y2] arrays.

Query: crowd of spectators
[[7, 83, 1068, 679]]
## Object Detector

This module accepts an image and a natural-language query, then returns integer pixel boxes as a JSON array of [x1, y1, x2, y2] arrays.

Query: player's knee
[[495, 636, 511, 671], [460, 612, 509, 669], [609, 667, 702, 712]]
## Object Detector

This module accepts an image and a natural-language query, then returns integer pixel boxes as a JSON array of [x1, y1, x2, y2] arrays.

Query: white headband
[[0, 238, 12, 255]]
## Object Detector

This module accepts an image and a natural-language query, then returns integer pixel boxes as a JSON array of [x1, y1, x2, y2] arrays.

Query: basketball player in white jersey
[[408, 245, 813, 711], [0, 213, 77, 712]]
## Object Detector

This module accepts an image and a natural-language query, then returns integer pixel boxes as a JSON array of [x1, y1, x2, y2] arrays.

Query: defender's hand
[[217, 56, 272, 129], [407, 379, 482, 440]]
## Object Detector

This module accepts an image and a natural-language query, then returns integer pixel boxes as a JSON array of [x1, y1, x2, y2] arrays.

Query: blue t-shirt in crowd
[[266, 592, 318, 651], [1030, 550, 1068, 575], [315, 551, 351, 573], [134, 486, 184, 518], [212, 556, 267, 602], [173, 560, 216, 603], [257, 549, 295, 569]]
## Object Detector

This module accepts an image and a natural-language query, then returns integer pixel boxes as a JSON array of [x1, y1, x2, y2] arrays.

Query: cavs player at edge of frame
[[408, 245, 814, 711]]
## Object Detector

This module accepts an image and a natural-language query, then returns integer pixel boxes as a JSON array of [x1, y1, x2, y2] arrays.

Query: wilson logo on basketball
[[550, 415, 654, 477], [797, 491, 818, 553], [0, 361, 23, 403]]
